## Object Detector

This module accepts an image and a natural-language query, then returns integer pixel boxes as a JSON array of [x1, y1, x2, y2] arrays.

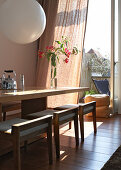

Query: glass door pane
[[114, 0, 119, 113], [83, 0, 111, 95]]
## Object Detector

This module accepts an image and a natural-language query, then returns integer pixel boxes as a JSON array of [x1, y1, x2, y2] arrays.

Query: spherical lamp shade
[[0, 0, 46, 44]]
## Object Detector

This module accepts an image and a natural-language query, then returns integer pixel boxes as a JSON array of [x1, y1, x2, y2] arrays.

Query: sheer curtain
[[36, 0, 59, 88], [36, 0, 89, 108]]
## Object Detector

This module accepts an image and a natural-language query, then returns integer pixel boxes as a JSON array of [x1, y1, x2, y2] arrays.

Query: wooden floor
[[0, 113, 121, 170]]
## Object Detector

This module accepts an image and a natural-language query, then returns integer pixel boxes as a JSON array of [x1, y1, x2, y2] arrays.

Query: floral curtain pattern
[[36, 0, 89, 107]]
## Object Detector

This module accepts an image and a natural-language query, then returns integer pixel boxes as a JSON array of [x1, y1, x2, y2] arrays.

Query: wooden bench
[[0, 115, 53, 170]]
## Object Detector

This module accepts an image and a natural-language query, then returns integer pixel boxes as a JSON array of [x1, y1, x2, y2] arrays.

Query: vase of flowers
[[38, 36, 79, 88]]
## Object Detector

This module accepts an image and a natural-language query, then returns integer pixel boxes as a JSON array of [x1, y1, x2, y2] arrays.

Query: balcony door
[[83, 0, 119, 114]]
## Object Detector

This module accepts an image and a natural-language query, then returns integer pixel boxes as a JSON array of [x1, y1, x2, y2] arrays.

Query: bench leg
[[47, 121, 53, 164], [13, 137, 21, 170], [74, 113, 79, 146], [79, 108, 84, 142], [92, 108, 97, 134], [69, 121, 72, 129], [54, 123, 60, 159], [24, 140, 28, 152], [3, 112, 6, 121]]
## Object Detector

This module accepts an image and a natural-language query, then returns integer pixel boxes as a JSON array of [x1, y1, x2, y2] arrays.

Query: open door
[[111, 0, 119, 113]]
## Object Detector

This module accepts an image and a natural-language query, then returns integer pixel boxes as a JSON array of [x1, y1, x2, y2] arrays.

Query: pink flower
[[46, 46, 54, 51], [64, 58, 69, 63], [50, 46, 54, 50], [38, 51, 44, 58], [46, 46, 49, 50], [65, 48, 68, 52], [68, 51, 71, 55], [65, 48, 71, 58]]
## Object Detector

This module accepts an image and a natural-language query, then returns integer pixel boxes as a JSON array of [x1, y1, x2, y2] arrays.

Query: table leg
[[21, 97, 47, 118]]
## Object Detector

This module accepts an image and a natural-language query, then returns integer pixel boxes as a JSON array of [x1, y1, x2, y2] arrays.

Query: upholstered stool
[[0, 116, 53, 170], [23, 108, 79, 158], [84, 94, 110, 117], [2, 102, 21, 121], [54, 104, 79, 130], [55, 101, 97, 142]]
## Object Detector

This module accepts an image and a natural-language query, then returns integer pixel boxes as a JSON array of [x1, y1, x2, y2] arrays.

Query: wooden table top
[[0, 87, 89, 103]]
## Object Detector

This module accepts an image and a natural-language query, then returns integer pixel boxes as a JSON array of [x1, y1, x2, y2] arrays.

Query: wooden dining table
[[0, 86, 89, 118]]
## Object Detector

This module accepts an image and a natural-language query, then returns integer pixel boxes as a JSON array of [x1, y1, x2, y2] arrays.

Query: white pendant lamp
[[0, 0, 46, 44]]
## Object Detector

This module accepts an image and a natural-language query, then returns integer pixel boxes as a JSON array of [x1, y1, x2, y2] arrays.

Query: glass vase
[[50, 54, 58, 88], [51, 65, 57, 88]]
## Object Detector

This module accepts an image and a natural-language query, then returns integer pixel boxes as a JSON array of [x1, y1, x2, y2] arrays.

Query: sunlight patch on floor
[[60, 150, 68, 161], [60, 154, 68, 161], [60, 121, 103, 138], [84, 121, 103, 138], [60, 150, 65, 155]]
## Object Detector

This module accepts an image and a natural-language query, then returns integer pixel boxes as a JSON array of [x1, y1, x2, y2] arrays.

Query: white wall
[[0, 33, 38, 88]]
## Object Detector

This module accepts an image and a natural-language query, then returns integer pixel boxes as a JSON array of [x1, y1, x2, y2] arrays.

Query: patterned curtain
[[36, 0, 89, 108]]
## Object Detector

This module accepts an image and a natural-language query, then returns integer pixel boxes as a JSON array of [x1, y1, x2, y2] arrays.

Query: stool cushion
[[82, 105, 94, 114], [25, 109, 55, 119], [25, 109, 76, 122], [84, 94, 110, 107], [55, 104, 94, 115], [0, 118, 26, 133], [55, 104, 79, 110], [0, 117, 49, 136], [59, 113, 75, 121]]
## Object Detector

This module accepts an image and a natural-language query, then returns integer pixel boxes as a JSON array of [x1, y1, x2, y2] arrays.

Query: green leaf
[[72, 47, 79, 55], [46, 53, 51, 61], [55, 41, 61, 44], [62, 47, 65, 52], [60, 43, 64, 48], [51, 54, 56, 67], [84, 90, 96, 96], [54, 67, 56, 78], [57, 56, 59, 63], [55, 47, 61, 52], [65, 40, 68, 47], [51, 67, 53, 78], [60, 49, 65, 54]]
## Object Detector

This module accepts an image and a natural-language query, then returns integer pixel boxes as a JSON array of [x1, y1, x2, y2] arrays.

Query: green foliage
[[72, 47, 79, 55], [55, 41, 61, 45], [46, 52, 51, 61], [84, 90, 96, 96], [54, 67, 56, 78], [57, 56, 59, 63]]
